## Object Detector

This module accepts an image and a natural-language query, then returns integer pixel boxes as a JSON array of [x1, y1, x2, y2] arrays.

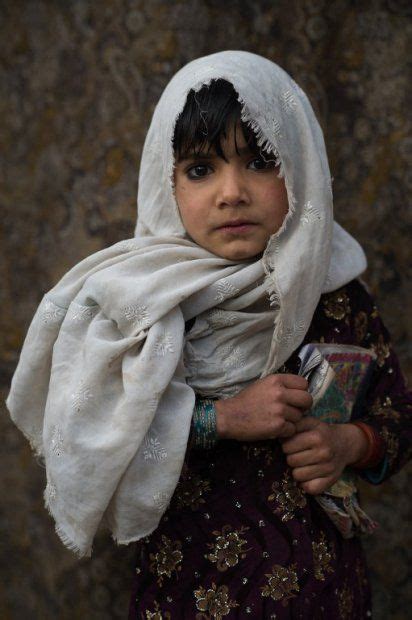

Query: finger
[[294, 417, 321, 433], [291, 463, 335, 483], [284, 389, 313, 410], [276, 421, 296, 439], [282, 405, 305, 424], [286, 449, 320, 469], [301, 477, 336, 495], [281, 430, 317, 454], [277, 374, 309, 391]]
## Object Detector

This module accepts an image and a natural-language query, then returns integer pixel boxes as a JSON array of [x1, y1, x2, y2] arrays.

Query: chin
[[220, 246, 264, 261]]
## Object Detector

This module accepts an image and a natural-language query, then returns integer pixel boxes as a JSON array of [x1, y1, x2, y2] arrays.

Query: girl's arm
[[283, 279, 412, 492], [188, 373, 312, 449], [347, 280, 412, 482]]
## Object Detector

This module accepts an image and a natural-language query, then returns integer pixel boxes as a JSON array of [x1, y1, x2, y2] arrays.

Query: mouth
[[216, 220, 257, 234]]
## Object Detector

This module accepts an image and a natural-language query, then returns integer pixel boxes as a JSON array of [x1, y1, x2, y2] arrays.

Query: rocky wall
[[1, 1, 410, 618]]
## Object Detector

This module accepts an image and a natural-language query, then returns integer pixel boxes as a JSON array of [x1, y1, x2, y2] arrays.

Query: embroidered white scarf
[[6, 51, 366, 557]]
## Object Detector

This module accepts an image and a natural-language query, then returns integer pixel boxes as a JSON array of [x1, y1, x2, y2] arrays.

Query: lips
[[216, 219, 256, 229]]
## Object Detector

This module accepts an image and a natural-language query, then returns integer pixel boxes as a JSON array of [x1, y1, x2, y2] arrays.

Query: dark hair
[[173, 79, 262, 161]]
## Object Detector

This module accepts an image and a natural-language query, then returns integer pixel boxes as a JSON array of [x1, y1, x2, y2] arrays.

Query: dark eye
[[248, 157, 277, 171], [187, 164, 212, 179]]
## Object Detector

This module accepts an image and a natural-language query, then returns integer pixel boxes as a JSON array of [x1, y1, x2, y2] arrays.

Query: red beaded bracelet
[[350, 421, 386, 470]]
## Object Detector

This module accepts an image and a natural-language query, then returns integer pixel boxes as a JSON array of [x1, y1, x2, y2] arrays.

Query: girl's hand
[[215, 374, 312, 442], [281, 417, 369, 495]]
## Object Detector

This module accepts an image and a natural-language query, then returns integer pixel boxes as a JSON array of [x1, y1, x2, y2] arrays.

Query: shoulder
[[305, 278, 383, 347], [314, 278, 376, 325]]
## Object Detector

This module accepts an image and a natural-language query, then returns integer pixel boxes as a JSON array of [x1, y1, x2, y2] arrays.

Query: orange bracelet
[[351, 421, 385, 469]]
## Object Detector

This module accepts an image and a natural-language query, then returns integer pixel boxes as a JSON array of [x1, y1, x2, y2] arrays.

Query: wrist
[[349, 421, 386, 469], [343, 423, 370, 466], [192, 399, 218, 449], [215, 399, 230, 439]]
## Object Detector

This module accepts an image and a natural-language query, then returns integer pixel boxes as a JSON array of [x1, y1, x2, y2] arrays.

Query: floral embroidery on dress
[[261, 563, 299, 605], [71, 380, 94, 413], [153, 332, 174, 356], [370, 396, 400, 421], [312, 532, 335, 581], [193, 582, 238, 619], [205, 525, 250, 572], [322, 290, 351, 321], [371, 333, 390, 367], [41, 299, 65, 324], [214, 280, 240, 304], [174, 474, 211, 511], [268, 471, 307, 521], [149, 535, 183, 586], [336, 582, 354, 620], [380, 426, 399, 467], [370, 305, 379, 319], [143, 600, 171, 619], [354, 310, 368, 343], [242, 444, 274, 466], [50, 425, 64, 457], [123, 304, 150, 329], [143, 431, 168, 462]]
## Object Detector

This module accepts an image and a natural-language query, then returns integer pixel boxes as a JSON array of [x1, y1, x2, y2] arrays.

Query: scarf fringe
[[44, 490, 92, 558]]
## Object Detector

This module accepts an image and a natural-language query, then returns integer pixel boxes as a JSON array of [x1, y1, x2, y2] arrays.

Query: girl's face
[[173, 123, 289, 261]]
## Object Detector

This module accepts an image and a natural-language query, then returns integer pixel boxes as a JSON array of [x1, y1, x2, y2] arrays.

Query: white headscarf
[[6, 51, 366, 557]]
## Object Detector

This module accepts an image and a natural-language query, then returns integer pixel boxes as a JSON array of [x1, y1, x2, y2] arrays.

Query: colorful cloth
[[129, 280, 412, 619]]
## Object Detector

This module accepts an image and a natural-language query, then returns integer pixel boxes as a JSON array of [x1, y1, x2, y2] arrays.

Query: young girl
[[6, 51, 411, 619]]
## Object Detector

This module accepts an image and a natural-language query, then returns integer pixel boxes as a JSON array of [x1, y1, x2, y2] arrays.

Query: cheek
[[263, 180, 289, 219], [174, 182, 202, 235]]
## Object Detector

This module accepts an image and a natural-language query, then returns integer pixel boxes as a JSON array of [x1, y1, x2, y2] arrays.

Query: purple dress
[[128, 280, 412, 619]]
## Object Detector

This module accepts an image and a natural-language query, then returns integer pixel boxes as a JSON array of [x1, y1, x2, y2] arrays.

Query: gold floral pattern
[[370, 305, 379, 319], [354, 310, 368, 343], [371, 333, 391, 367], [205, 525, 250, 572], [323, 290, 351, 321], [268, 471, 307, 521], [149, 535, 183, 586], [381, 426, 399, 467], [194, 582, 238, 619], [337, 582, 354, 619], [261, 563, 299, 605], [143, 601, 171, 619], [174, 474, 211, 511], [370, 396, 400, 421], [242, 443, 274, 465], [312, 532, 335, 581]]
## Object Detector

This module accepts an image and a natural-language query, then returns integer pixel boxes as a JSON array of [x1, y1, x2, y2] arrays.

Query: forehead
[[177, 122, 256, 162]]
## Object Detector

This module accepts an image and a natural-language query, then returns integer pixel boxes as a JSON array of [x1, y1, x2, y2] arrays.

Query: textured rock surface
[[1, 1, 410, 618]]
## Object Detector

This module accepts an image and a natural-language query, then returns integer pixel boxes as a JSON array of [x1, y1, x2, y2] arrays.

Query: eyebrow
[[177, 145, 254, 163]]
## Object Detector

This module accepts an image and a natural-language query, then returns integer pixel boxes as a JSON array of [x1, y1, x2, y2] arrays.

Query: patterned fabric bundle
[[6, 51, 366, 557]]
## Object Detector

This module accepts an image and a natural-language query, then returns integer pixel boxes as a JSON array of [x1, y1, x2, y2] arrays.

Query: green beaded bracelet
[[192, 398, 218, 449]]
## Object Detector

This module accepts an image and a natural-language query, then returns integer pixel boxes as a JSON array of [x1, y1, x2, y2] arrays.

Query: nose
[[216, 167, 249, 208]]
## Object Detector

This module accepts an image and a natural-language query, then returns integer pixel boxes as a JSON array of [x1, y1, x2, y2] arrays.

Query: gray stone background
[[1, 0, 411, 618]]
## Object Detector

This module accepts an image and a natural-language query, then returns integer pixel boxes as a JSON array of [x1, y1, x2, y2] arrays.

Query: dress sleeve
[[347, 280, 412, 483]]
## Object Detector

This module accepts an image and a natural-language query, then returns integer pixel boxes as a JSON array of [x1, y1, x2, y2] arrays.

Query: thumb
[[295, 416, 320, 433]]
